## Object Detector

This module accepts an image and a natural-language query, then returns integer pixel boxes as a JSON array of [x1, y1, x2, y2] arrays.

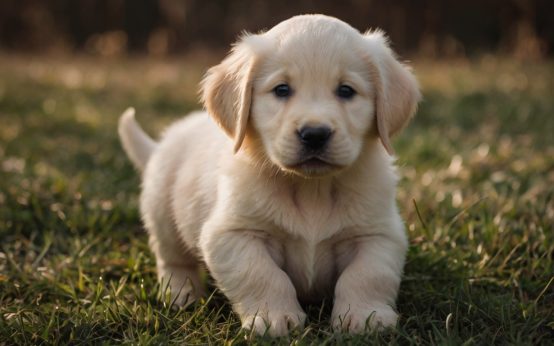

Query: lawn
[[0, 54, 553, 345]]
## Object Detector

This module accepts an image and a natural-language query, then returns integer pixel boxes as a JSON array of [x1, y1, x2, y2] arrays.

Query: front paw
[[332, 303, 398, 333], [242, 307, 307, 337], [158, 273, 202, 308]]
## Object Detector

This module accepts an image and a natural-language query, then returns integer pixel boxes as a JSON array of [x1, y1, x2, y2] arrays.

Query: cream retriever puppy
[[119, 14, 420, 336]]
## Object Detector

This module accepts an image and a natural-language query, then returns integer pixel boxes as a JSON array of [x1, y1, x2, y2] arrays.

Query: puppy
[[119, 14, 420, 336]]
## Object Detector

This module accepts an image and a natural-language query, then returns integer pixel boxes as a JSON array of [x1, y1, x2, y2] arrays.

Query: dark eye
[[273, 84, 291, 98], [337, 85, 356, 99]]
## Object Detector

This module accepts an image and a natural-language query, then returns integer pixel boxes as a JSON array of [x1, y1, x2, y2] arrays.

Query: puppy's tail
[[118, 108, 157, 171]]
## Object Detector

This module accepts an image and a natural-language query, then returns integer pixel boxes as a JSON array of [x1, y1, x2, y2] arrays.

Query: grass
[[0, 53, 553, 345]]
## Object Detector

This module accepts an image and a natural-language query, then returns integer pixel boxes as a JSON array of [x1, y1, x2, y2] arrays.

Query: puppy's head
[[202, 15, 420, 178]]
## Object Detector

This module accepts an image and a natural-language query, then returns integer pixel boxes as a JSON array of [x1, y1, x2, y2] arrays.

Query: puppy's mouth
[[285, 156, 343, 177]]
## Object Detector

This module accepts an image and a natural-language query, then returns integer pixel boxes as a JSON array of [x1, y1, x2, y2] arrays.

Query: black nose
[[298, 126, 333, 150]]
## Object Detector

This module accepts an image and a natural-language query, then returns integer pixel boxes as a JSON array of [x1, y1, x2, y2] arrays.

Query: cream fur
[[119, 14, 420, 336]]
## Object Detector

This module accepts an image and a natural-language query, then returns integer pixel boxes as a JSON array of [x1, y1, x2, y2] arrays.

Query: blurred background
[[1, 0, 553, 59]]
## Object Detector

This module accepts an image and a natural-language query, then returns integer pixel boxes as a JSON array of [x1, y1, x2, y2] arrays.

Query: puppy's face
[[202, 15, 420, 178], [250, 21, 375, 177]]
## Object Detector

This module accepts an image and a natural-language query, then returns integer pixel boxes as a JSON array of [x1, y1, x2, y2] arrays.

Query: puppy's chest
[[274, 183, 346, 237], [264, 184, 360, 299], [265, 230, 356, 302]]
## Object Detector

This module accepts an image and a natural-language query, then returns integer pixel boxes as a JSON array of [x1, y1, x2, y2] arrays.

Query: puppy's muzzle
[[297, 126, 333, 151]]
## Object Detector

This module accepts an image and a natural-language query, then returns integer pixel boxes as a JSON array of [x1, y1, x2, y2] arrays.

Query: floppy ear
[[364, 31, 421, 155], [201, 34, 263, 153]]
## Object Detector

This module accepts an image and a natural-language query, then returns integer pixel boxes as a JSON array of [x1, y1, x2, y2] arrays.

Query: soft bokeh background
[[1, 1, 553, 344], [1, 0, 553, 59]]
